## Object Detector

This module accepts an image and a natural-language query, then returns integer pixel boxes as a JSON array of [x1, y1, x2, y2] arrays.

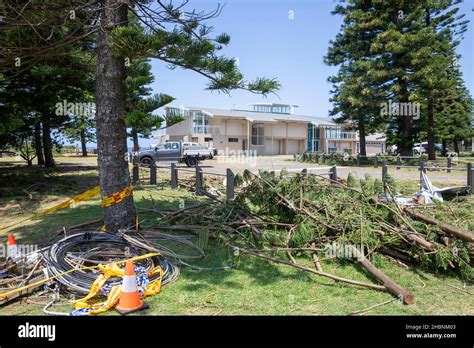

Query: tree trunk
[[453, 141, 459, 154], [42, 112, 55, 168], [132, 129, 139, 183], [80, 130, 88, 157], [426, 98, 436, 160], [358, 116, 367, 156], [441, 139, 447, 156], [95, 0, 135, 233], [34, 122, 45, 166]]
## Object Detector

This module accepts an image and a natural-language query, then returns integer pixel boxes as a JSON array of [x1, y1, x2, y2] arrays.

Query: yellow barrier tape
[[0, 252, 160, 301], [0, 186, 101, 232], [101, 185, 133, 207], [72, 262, 163, 315]]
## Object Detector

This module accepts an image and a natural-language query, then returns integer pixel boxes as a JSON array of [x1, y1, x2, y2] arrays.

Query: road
[[193, 155, 469, 186]]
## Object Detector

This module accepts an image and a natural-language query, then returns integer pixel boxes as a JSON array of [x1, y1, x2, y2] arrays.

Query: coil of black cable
[[42, 232, 179, 293]]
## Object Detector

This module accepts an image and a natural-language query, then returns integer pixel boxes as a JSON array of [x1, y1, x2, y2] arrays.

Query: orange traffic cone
[[116, 260, 149, 315], [7, 234, 18, 258]]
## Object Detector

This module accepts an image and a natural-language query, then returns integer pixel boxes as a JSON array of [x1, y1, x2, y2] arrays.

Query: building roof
[[169, 106, 336, 126], [364, 132, 387, 142]]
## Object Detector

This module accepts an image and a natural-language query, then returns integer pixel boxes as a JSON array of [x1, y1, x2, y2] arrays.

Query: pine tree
[[325, 0, 386, 156], [1, 1, 280, 232]]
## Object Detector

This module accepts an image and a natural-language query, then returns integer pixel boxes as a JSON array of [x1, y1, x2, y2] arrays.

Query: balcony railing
[[325, 132, 356, 140]]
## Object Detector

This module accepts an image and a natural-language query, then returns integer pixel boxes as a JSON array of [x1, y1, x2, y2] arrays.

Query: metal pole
[[396, 155, 401, 170], [322, 153, 326, 164], [447, 157, 452, 173], [374, 155, 378, 168], [171, 163, 178, 189], [226, 168, 235, 200], [357, 154, 360, 166], [330, 152, 334, 161], [150, 161, 157, 185]]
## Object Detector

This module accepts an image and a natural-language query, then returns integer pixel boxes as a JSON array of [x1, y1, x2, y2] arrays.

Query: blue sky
[[82, 0, 474, 148], [149, 0, 473, 118]]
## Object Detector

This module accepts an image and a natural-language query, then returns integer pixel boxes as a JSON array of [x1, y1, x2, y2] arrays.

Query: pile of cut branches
[[156, 169, 473, 304]]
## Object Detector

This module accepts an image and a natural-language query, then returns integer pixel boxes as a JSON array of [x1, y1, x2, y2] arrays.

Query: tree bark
[[404, 208, 474, 243], [441, 139, 447, 156], [34, 122, 45, 166], [426, 98, 436, 160], [42, 112, 55, 167], [348, 246, 414, 304], [80, 130, 88, 157], [95, 0, 135, 233], [358, 116, 367, 156], [453, 140, 459, 154]]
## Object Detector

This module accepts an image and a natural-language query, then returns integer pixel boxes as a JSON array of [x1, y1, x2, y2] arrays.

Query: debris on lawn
[[1, 168, 473, 312]]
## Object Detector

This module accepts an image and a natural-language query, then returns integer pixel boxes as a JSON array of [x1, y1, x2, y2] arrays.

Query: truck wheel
[[140, 156, 153, 166], [186, 157, 198, 167]]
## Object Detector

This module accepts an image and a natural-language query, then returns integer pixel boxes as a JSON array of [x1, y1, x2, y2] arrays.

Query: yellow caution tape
[[0, 186, 101, 232], [72, 261, 163, 315], [101, 185, 133, 207], [0, 253, 160, 301]]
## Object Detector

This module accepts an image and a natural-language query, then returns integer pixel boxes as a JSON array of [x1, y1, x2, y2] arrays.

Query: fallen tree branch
[[403, 208, 474, 243], [348, 246, 414, 304], [233, 245, 386, 291]]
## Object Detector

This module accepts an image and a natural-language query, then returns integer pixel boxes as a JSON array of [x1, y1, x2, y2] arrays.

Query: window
[[171, 143, 179, 150], [253, 105, 272, 113], [192, 111, 209, 133], [228, 138, 238, 143], [251, 123, 264, 146]]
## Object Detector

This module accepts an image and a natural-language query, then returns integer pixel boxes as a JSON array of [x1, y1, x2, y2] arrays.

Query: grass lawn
[[0, 159, 473, 315]]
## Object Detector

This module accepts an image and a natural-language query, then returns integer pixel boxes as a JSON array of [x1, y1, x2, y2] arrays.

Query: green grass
[[0, 163, 473, 316]]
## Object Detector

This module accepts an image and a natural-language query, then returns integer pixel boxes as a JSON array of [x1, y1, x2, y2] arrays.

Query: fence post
[[322, 153, 326, 164], [330, 165, 337, 182], [374, 155, 378, 168], [447, 157, 452, 173], [396, 155, 401, 170], [171, 163, 178, 189], [419, 157, 425, 173], [150, 162, 157, 185], [356, 154, 360, 166], [315, 153, 319, 163], [132, 156, 139, 183], [195, 165, 203, 196], [467, 163, 473, 195], [302, 153, 307, 161], [382, 161, 387, 193], [330, 152, 334, 161], [226, 168, 235, 200]]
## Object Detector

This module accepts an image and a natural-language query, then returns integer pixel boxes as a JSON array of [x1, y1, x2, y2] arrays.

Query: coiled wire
[[42, 232, 179, 294]]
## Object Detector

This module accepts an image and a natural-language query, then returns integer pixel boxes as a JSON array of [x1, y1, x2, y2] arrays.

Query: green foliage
[[347, 172, 359, 188]]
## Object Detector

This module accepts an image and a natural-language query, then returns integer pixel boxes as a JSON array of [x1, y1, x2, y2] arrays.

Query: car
[[182, 142, 216, 158], [138, 141, 213, 167]]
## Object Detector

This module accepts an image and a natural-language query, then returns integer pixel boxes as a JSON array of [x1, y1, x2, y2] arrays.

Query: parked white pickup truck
[[138, 141, 213, 167]]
